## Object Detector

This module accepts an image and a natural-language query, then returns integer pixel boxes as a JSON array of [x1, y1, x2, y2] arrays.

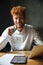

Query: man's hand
[[8, 28, 14, 36]]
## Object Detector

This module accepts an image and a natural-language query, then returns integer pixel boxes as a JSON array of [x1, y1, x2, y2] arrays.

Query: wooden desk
[[0, 51, 43, 65]]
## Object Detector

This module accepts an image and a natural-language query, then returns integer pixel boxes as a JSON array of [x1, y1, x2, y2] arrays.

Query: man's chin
[[17, 26, 22, 28], [16, 27, 23, 31]]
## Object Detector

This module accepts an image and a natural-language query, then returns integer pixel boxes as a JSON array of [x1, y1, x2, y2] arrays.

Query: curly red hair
[[10, 6, 26, 17]]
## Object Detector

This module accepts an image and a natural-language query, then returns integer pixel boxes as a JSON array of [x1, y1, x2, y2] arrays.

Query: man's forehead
[[13, 14, 24, 18]]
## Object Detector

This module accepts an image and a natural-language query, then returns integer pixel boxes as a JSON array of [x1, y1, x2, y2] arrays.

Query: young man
[[0, 6, 43, 51]]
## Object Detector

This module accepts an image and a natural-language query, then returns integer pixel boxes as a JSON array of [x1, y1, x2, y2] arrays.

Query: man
[[0, 6, 43, 51]]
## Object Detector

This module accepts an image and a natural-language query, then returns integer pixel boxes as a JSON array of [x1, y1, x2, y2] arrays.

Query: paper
[[0, 54, 14, 65], [0, 54, 25, 65]]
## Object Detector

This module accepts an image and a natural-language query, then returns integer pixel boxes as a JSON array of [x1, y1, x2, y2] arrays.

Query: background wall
[[0, 0, 43, 39]]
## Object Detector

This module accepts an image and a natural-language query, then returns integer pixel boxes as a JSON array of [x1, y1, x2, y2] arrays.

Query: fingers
[[8, 28, 14, 36]]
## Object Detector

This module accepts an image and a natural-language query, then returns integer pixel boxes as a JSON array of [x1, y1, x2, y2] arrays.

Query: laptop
[[29, 45, 43, 59]]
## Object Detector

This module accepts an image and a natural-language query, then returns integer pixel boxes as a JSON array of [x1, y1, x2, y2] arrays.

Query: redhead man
[[0, 6, 43, 51]]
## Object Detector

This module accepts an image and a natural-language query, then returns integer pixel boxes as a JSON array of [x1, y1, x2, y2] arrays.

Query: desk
[[0, 51, 43, 65]]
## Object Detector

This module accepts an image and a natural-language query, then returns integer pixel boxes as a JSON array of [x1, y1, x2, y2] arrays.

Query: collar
[[15, 26, 25, 35]]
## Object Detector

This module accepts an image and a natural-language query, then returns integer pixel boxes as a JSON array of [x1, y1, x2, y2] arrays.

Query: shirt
[[0, 24, 43, 51]]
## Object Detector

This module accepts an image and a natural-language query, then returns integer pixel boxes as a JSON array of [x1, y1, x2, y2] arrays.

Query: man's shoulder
[[25, 24, 36, 32], [5, 25, 15, 29], [3, 25, 15, 32], [25, 24, 34, 28]]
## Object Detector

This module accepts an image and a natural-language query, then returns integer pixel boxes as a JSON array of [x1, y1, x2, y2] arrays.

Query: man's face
[[13, 14, 25, 31]]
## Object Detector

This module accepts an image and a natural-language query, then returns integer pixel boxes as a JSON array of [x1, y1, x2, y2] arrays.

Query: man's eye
[[20, 18, 24, 21], [15, 18, 17, 19]]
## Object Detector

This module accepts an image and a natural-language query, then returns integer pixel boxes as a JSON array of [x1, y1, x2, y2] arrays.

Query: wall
[[0, 0, 43, 37], [9, 0, 43, 28]]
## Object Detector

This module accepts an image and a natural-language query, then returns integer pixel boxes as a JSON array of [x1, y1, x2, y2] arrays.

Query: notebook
[[29, 45, 43, 58]]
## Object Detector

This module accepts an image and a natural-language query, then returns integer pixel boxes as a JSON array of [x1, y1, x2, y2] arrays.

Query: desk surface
[[0, 51, 43, 65]]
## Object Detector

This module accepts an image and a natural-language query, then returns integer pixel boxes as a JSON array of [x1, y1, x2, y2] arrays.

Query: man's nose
[[17, 18, 20, 23]]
